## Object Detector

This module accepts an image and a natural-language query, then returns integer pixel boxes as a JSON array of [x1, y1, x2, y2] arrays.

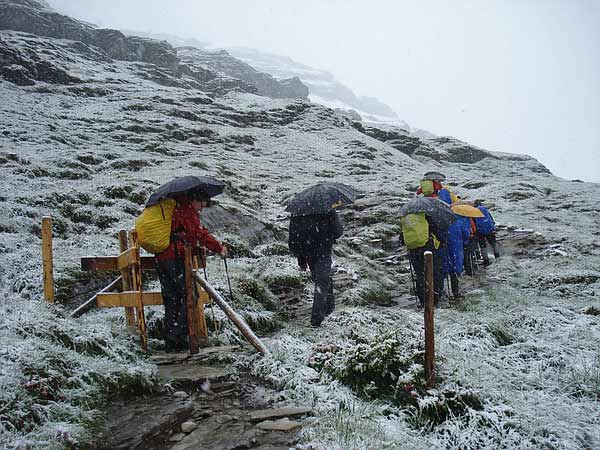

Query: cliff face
[[0, 0, 308, 98]]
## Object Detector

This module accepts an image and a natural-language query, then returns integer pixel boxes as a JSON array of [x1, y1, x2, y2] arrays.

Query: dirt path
[[97, 346, 312, 450]]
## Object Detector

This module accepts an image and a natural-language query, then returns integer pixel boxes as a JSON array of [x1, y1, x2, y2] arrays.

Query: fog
[[49, 0, 600, 182]]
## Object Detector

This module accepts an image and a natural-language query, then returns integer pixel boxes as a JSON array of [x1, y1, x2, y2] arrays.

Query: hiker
[[400, 211, 448, 306], [443, 214, 472, 298], [416, 179, 452, 205], [155, 188, 228, 351], [473, 199, 500, 266], [288, 210, 343, 327], [463, 217, 479, 275]]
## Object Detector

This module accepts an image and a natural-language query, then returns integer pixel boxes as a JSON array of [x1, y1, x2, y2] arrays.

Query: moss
[[236, 277, 276, 310], [104, 185, 133, 200], [584, 306, 600, 316], [357, 286, 393, 306], [487, 323, 514, 346], [406, 390, 484, 430], [189, 160, 208, 170], [256, 243, 290, 257]]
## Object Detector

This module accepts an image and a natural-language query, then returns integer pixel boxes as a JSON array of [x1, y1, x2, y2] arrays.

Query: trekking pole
[[407, 258, 416, 302], [447, 274, 453, 306], [223, 257, 234, 300]]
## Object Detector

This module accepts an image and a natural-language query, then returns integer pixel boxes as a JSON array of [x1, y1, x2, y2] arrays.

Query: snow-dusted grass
[[0, 293, 157, 449], [235, 252, 600, 449]]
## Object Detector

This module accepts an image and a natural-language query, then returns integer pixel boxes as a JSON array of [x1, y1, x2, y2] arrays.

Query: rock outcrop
[[177, 47, 308, 99], [0, 0, 308, 98]]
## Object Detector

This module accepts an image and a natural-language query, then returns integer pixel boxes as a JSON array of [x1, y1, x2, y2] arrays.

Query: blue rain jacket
[[444, 215, 472, 275], [438, 188, 452, 205], [474, 206, 496, 234]]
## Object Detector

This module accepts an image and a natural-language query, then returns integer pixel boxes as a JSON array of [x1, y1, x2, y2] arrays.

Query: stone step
[[248, 406, 312, 422]]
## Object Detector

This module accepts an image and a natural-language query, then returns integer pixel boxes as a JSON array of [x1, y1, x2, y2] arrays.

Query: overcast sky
[[49, 0, 600, 182]]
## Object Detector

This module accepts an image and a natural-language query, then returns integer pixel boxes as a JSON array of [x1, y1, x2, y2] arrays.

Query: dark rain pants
[[156, 259, 195, 347], [476, 232, 500, 264], [449, 272, 460, 297], [306, 252, 335, 326], [408, 241, 445, 306]]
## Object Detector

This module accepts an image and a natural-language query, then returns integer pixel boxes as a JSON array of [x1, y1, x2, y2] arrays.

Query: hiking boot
[[483, 260, 491, 267]]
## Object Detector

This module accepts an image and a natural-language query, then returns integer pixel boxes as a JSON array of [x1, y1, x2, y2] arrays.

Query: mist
[[49, 0, 600, 182]]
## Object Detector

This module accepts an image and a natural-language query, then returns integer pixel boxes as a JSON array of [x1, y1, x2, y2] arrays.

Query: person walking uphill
[[399, 197, 455, 307], [285, 182, 357, 328], [416, 171, 453, 205], [137, 175, 230, 352], [473, 199, 500, 266], [288, 211, 343, 327], [444, 214, 472, 297], [155, 189, 228, 351]]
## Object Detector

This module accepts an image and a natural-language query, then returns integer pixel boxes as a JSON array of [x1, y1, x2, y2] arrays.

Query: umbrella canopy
[[422, 171, 446, 182], [285, 182, 358, 216], [399, 196, 456, 232], [146, 175, 225, 206], [451, 204, 484, 218]]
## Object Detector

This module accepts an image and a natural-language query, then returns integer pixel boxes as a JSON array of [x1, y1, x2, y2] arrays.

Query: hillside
[[1, 1, 599, 449]]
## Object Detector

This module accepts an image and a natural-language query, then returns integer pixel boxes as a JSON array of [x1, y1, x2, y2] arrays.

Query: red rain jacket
[[156, 197, 223, 261]]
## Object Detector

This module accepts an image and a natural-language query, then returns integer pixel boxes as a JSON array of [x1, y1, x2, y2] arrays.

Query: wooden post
[[119, 230, 136, 326], [424, 251, 435, 388], [129, 230, 147, 351], [193, 254, 210, 346], [41, 216, 55, 303], [195, 272, 270, 355], [184, 246, 200, 355]]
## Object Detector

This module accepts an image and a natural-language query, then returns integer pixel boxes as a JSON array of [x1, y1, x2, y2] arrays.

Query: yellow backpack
[[134, 199, 177, 254], [444, 185, 459, 204]]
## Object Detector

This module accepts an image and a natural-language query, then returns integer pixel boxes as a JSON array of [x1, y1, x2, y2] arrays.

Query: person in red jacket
[[156, 188, 228, 352]]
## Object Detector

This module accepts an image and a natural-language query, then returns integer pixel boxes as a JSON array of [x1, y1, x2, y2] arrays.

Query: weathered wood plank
[[117, 247, 137, 270], [119, 230, 136, 326], [96, 291, 163, 308], [185, 246, 200, 355]]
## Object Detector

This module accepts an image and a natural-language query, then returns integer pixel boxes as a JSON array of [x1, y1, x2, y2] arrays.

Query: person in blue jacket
[[443, 214, 472, 297], [473, 200, 500, 266]]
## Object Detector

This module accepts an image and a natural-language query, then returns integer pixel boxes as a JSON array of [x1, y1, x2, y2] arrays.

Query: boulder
[[0, 63, 34, 85]]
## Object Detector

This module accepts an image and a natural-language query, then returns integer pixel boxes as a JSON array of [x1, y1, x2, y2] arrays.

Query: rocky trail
[[94, 227, 543, 450], [98, 345, 311, 450]]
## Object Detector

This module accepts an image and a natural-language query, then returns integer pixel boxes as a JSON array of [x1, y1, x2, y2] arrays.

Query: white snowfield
[[0, 22, 599, 450]]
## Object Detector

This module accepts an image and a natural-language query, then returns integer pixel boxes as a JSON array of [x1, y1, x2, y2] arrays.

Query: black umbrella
[[422, 171, 446, 181], [146, 175, 225, 206], [285, 182, 358, 216], [399, 196, 455, 232]]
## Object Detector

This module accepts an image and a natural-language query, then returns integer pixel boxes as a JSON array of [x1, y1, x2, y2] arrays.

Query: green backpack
[[419, 179, 435, 196], [400, 213, 430, 250]]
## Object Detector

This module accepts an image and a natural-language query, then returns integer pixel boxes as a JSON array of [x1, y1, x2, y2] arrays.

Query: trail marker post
[[424, 250, 436, 388], [41, 216, 54, 303]]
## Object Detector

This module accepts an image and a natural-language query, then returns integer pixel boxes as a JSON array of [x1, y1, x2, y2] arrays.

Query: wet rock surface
[[98, 346, 311, 450]]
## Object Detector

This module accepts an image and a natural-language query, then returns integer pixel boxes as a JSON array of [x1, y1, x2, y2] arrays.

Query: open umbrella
[[422, 171, 446, 182], [146, 175, 224, 207], [451, 204, 484, 218], [399, 196, 455, 232], [285, 182, 358, 216]]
